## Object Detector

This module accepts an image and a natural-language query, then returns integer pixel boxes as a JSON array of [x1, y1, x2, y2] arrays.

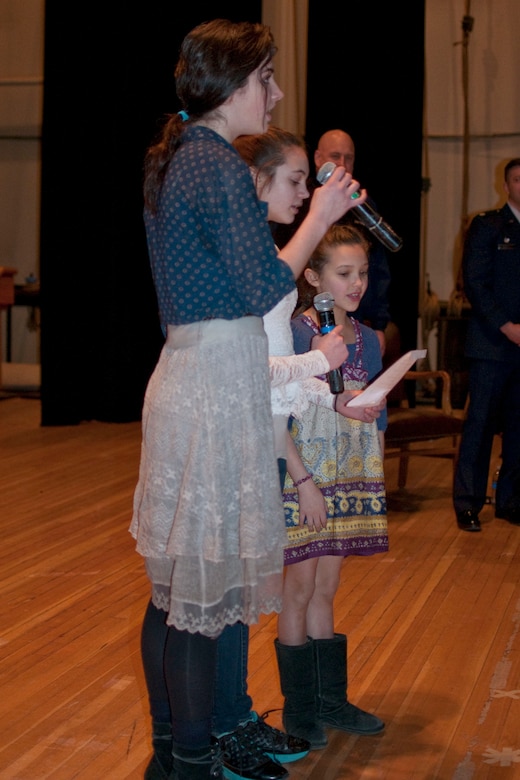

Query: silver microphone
[[317, 162, 403, 252]]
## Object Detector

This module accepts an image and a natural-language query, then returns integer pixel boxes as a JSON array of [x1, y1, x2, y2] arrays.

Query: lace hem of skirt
[[151, 580, 282, 637], [146, 555, 283, 638]]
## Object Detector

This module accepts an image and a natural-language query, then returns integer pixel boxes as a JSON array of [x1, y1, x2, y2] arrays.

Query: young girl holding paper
[[274, 223, 388, 750]]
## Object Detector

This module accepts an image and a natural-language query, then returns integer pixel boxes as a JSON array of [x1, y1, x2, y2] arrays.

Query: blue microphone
[[313, 292, 344, 394]]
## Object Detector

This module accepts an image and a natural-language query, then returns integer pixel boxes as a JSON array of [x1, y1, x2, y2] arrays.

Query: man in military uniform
[[454, 158, 520, 531]]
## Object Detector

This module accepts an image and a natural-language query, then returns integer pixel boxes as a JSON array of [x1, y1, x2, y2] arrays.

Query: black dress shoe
[[456, 510, 481, 532]]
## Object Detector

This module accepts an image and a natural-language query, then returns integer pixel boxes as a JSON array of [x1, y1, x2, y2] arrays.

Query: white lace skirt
[[130, 317, 285, 637]]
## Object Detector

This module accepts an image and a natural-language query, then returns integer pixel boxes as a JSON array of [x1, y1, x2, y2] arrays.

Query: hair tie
[[178, 110, 189, 122]]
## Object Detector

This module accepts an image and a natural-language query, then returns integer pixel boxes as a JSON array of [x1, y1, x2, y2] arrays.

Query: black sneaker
[[242, 711, 310, 763], [218, 721, 288, 780]]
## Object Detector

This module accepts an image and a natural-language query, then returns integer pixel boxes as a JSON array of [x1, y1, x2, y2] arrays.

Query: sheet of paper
[[347, 349, 427, 407]]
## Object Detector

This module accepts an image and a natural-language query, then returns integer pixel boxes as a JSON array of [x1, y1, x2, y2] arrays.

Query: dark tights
[[141, 599, 218, 748]]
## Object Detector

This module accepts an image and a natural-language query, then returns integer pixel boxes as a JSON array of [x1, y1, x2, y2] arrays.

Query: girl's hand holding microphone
[[309, 164, 368, 226]]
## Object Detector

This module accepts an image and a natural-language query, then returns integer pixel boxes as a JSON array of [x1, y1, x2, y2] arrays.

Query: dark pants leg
[[141, 599, 218, 749], [496, 362, 520, 513], [212, 457, 288, 737], [165, 625, 218, 749], [213, 622, 253, 735], [141, 599, 171, 723], [141, 600, 173, 778], [453, 360, 504, 514]]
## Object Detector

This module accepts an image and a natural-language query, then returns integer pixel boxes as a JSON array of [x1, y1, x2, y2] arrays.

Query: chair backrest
[[383, 324, 465, 489]]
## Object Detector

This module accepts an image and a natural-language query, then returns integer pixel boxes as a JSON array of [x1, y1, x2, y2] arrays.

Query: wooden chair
[[0, 267, 17, 390], [384, 369, 465, 488], [382, 323, 465, 489]]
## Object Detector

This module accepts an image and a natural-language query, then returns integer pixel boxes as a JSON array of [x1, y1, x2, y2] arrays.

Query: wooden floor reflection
[[1, 396, 517, 780]]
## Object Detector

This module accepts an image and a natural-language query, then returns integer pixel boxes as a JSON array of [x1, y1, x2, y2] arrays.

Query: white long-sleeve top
[[263, 288, 335, 458]]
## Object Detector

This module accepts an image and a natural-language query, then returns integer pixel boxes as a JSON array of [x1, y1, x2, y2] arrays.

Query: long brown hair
[[233, 126, 307, 199], [296, 224, 370, 314], [143, 19, 276, 212]]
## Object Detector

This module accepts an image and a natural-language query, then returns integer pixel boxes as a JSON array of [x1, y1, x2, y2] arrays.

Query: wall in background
[[0, 0, 43, 365], [39, 2, 263, 424], [2, 1, 519, 419], [263, 0, 308, 137], [304, 1, 425, 355], [424, 0, 520, 306]]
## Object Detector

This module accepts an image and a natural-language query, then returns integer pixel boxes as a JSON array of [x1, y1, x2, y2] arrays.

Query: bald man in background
[[271, 129, 392, 356]]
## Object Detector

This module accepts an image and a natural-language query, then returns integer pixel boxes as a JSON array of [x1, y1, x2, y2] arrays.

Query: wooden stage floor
[[1, 397, 518, 780]]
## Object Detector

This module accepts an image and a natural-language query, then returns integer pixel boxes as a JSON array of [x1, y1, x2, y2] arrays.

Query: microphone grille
[[316, 161, 337, 185], [313, 291, 335, 312]]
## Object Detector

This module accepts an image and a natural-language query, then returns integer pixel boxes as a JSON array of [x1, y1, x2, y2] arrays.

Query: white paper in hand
[[347, 349, 427, 407]]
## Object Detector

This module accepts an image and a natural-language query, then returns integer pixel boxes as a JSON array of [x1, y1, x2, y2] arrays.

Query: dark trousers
[[212, 456, 288, 735], [142, 456, 289, 742], [453, 357, 520, 514], [141, 600, 218, 748]]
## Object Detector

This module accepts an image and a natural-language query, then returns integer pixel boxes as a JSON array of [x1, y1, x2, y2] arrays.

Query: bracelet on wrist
[[294, 473, 313, 487]]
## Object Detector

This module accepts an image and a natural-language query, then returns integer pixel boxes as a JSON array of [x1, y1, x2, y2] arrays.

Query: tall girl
[[130, 20, 365, 779]]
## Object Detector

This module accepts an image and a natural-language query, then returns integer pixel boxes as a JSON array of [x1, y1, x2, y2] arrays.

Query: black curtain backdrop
[[40, 1, 423, 425], [40, 2, 263, 425], [305, 1, 425, 355]]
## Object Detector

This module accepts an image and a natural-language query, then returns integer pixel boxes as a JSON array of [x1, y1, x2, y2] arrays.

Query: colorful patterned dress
[[283, 314, 389, 564]]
